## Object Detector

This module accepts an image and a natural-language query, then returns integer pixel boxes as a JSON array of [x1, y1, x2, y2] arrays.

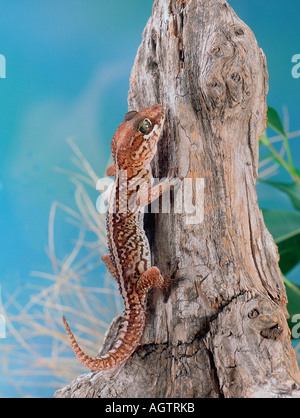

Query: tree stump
[[54, 0, 300, 398]]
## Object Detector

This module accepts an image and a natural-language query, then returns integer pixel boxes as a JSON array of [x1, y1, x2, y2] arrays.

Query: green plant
[[259, 107, 300, 331]]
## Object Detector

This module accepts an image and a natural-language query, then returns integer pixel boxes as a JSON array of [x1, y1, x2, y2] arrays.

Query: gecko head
[[111, 105, 165, 170]]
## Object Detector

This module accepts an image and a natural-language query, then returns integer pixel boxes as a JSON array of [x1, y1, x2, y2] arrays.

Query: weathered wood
[[54, 0, 300, 398]]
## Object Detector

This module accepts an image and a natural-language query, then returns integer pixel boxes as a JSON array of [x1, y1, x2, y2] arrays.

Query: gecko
[[63, 104, 179, 371]]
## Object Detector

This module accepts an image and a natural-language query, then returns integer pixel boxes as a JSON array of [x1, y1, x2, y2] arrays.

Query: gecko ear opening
[[124, 110, 138, 122]]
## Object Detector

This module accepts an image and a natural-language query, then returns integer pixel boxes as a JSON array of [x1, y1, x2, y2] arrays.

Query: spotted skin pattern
[[63, 105, 176, 370]]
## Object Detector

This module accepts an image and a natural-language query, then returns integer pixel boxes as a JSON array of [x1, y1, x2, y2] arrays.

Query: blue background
[[0, 0, 300, 397]]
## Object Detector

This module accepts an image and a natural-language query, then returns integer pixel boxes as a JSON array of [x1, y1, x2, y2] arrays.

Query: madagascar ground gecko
[[63, 105, 178, 370]]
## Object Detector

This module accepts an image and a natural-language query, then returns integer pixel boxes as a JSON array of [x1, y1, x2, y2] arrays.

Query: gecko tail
[[62, 315, 144, 371], [63, 315, 119, 371]]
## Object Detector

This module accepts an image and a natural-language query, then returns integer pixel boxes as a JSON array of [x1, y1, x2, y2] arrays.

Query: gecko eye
[[138, 118, 152, 135]]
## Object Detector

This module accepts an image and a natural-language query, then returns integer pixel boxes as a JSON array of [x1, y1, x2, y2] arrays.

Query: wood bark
[[54, 0, 300, 398]]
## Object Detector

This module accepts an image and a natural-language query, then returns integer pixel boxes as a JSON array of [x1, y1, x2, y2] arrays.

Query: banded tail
[[63, 308, 146, 370]]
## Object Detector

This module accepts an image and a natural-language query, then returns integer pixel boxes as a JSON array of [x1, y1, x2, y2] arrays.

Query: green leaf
[[266, 106, 296, 173], [260, 180, 300, 211], [262, 209, 300, 274], [284, 277, 300, 336], [295, 169, 300, 181], [267, 107, 287, 140]]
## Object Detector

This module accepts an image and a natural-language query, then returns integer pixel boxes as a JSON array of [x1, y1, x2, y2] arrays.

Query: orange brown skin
[[63, 105, 175, 370]]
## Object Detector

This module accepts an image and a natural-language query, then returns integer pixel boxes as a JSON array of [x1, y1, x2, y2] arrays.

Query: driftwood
[[54, 0, 300, 398]]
